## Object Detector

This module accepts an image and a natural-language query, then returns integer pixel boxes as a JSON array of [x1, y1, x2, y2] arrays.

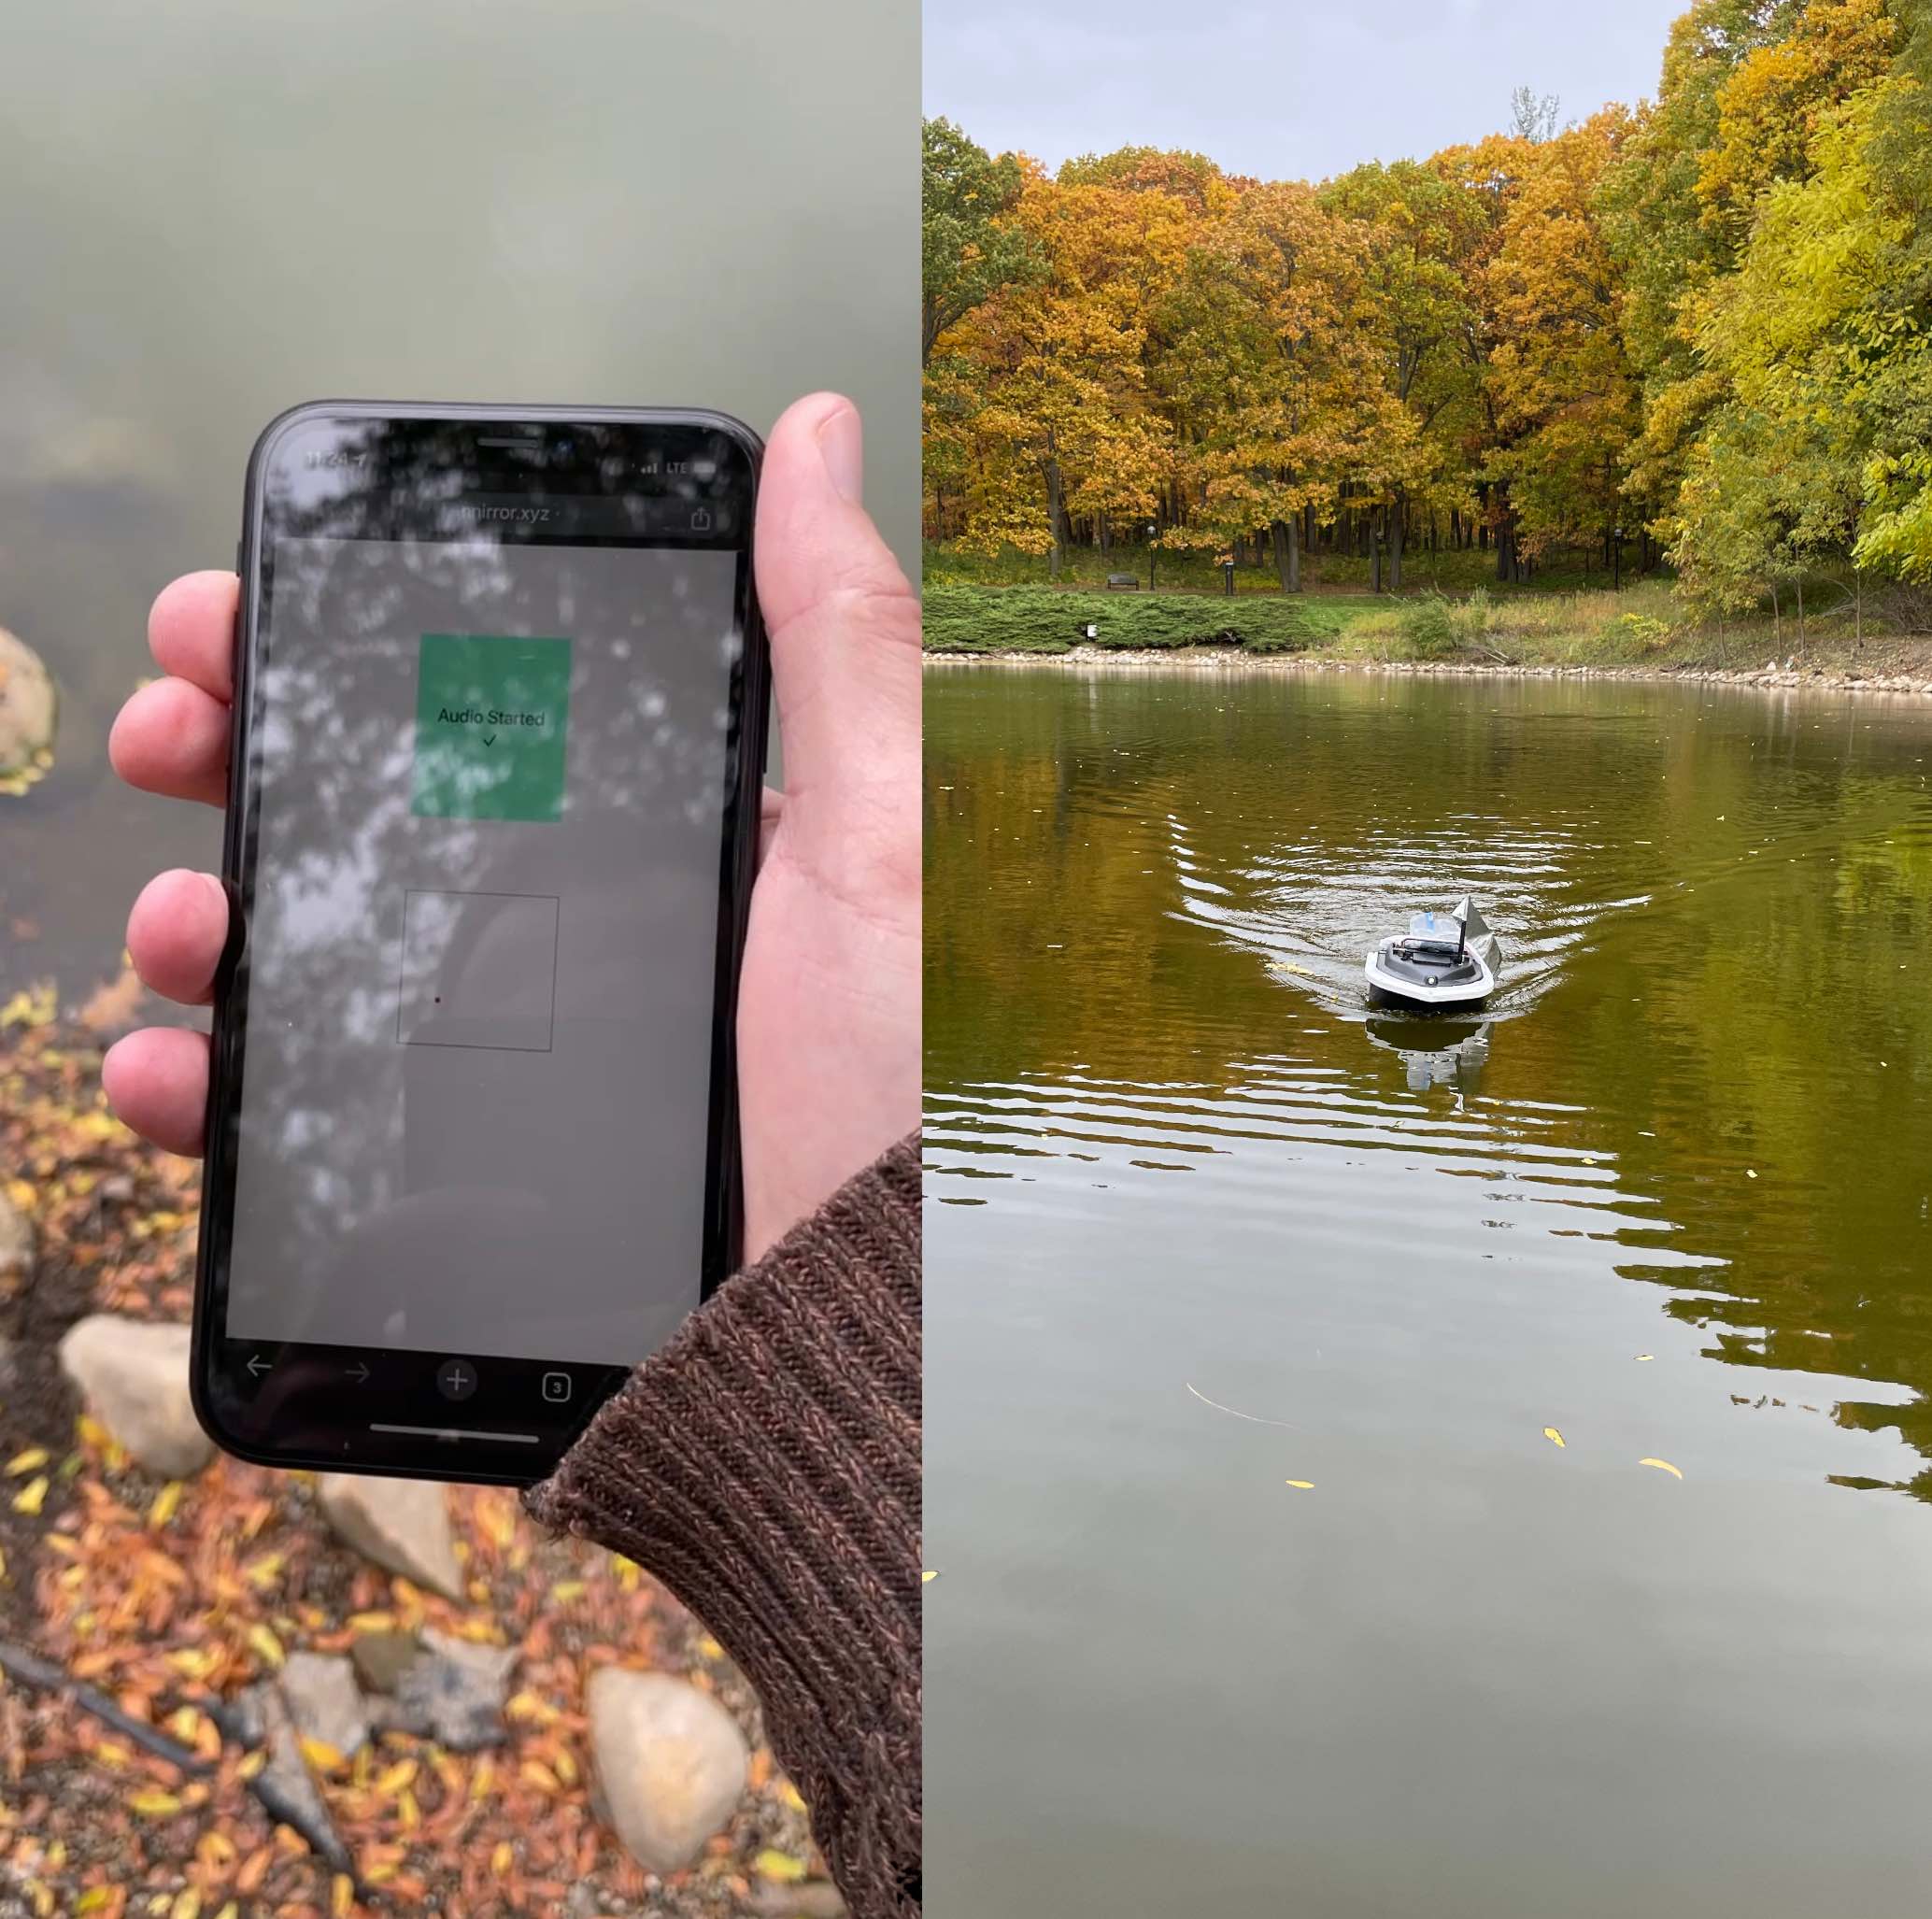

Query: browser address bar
[[415, 492, 732, 537]]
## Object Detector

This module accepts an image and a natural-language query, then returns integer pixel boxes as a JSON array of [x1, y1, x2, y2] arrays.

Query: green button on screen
[[412, 633, 573, 823]]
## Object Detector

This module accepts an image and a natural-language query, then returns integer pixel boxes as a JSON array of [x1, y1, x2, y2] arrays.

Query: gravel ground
[[0, 990, 841, 1919]]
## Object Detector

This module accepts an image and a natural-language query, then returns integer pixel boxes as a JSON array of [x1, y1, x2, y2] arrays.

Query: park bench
[[1105, 573, 1140, 590]]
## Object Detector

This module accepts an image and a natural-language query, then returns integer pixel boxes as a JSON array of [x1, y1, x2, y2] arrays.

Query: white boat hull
[[1363, 948, 1498, 1010]]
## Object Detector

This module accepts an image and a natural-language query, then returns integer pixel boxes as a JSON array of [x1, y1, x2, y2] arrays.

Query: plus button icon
[[436, 1358, 479, 1401]]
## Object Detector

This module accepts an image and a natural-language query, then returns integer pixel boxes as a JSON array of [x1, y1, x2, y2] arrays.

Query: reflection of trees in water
[[925, 671, 1932, 1501], [231, 451, 739, 1355]]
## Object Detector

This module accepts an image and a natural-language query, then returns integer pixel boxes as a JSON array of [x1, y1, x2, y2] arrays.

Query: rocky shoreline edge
[[923, 647, 1932, 696]]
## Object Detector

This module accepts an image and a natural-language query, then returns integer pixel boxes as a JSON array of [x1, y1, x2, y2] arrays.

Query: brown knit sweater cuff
[[524, 1134, 922, 1919]]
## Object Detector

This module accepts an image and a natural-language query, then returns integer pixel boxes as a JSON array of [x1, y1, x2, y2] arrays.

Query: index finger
[[149, 571, 238, 702]]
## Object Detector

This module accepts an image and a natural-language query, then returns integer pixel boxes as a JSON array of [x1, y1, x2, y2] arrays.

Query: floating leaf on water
[[920, 1570, 938, 1584], [1542, 1428, 1566, 1449], [1745, 1169, 1757, 1179], [1284, 1479, 1315, 1490], [1634, 1354, 1655, 1362], [1639, 1457, 1683, 1479], [754, 1849, 809, 1883]]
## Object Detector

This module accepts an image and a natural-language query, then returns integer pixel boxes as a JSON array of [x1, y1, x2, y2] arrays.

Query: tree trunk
[[1390, 495, 1404, 591], [1046, 460, 1066, 581], [1371, 513, 1383, 594], [1270, 518, 1301, 593]]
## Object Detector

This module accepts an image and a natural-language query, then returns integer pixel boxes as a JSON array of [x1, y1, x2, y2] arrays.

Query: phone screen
[[197, 408, 763, 1477]]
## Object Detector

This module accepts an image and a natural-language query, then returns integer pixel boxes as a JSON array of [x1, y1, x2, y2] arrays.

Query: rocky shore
[[924, 646, 1932, 696]]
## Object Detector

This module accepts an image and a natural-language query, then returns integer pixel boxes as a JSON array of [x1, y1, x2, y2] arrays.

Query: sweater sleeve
[[523, 1134, 922, 1919]]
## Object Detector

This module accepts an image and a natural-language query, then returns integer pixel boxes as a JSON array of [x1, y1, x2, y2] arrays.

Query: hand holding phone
[[105, 394, 920, 1485]]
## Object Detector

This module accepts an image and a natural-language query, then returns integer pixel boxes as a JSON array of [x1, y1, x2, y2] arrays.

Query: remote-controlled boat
[[1364, 897, 1500, 1011]]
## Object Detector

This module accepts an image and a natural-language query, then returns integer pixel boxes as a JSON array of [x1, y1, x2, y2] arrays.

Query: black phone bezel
[[190, 400, 769, 1487]]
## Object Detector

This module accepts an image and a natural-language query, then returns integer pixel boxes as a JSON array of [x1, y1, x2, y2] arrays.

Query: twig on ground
[[0, 1636, 358, 1883]]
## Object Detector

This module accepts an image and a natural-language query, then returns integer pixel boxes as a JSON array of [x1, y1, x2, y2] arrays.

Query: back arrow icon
[[246, 1354, 269, 1376], [347, 1361, 370, 1383]]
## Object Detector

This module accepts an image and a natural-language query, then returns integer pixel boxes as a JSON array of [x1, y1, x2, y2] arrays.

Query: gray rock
[[0, 628, 56, 777], [279, 1651, 369, 1757], [588, 1668, 749, 1874], [316, 1472, 462, 1599], [0, 1185, 30, 1286], [350, 1627, 423, 1696], [57, 1315, 213, 1479], [229, 1679, 341, 1861], [373, 1627, 517, 1752]]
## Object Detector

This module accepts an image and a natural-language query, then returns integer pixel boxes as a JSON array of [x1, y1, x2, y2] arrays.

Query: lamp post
[[1613, 524, 1625, 592], [1147, 522, 1158, 591]]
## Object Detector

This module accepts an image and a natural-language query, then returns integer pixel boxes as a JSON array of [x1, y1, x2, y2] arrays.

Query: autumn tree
[[938, 160, 1199, 573], [1477, 111, 1643, 574], [1322, 159, 1491, 586], [1158, 182, 1402, 588]]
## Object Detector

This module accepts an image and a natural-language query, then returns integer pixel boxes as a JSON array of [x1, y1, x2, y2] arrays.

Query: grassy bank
[[924, 539, 1666, 599], [924, 580, 1932, 677]]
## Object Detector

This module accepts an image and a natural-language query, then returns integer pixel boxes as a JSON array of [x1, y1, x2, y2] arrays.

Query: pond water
[[924, 664, 1932, 1917]]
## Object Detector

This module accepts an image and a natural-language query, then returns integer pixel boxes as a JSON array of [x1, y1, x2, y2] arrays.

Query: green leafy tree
[[922, 118, 1041, 364]]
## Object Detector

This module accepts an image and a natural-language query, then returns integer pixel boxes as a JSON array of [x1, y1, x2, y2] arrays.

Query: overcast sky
[[925, 0, 1688, 182]]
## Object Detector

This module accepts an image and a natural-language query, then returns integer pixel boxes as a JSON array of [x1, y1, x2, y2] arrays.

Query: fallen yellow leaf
[[1543, 1428, 1566, 1449], [149, 1482, 183, 1529], [245, 1623, 284, 1669], [128, 1789, 182, 1817], [920, 1570, 938, 1584], [1639, 1457, 1683, 1479], [300, 1738, 346, 1773], [11, 1475, 49, 1515], [754, 1849, 808, 1883], [778, 1779, 808, 1814], [5, 1448, 48, 1476]]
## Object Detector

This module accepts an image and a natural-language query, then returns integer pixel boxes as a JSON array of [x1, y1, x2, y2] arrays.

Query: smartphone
[[191, 402, 768, 1485]]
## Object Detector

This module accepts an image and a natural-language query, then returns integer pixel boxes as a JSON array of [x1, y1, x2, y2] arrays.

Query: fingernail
[[816, 405, 862, 505]]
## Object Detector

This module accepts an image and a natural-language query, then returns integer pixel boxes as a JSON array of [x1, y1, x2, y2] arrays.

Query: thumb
[[755, 394, 920, 813]]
